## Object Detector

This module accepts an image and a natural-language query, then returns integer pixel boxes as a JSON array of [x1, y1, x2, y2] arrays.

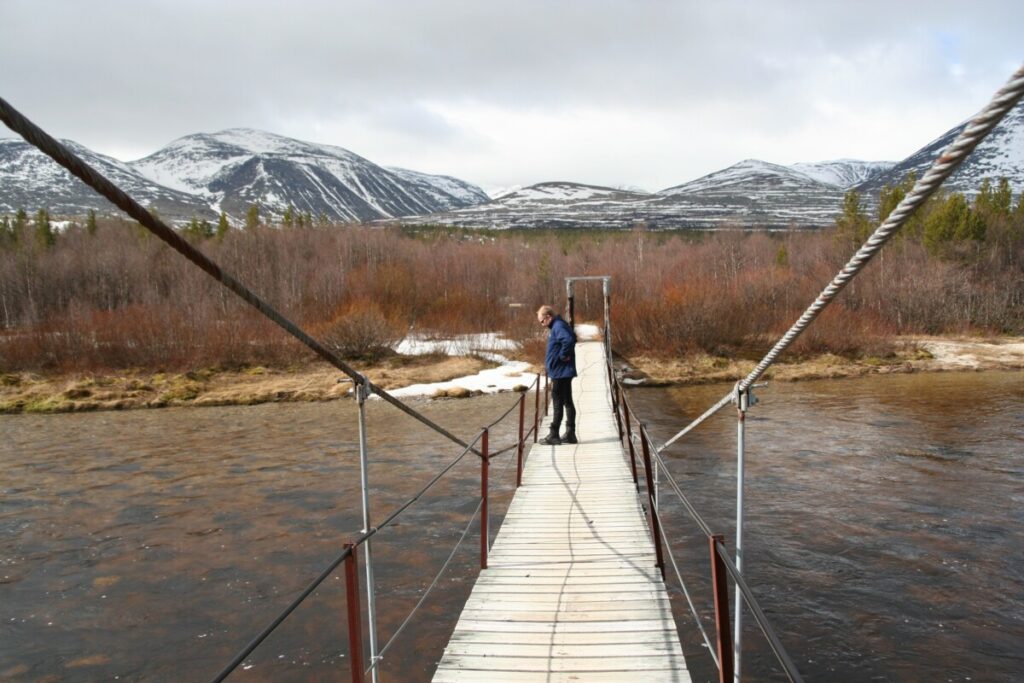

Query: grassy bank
[[3, 336, 1020, 415]]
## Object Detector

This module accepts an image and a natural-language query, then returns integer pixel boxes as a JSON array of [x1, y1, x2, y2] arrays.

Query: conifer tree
[[282, 204, 294, 228], [835, 190, 873, 245], [246, 203, 260, 230], [35, 208, 55, 248], [86, 209, 98, 236], [13, 208, 28, 245], [0, 215, 12, 248], [216, 212, 230, 240]]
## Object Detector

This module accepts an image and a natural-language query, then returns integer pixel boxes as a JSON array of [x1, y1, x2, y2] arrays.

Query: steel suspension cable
[[0, 96, 479, 457], [653, 63, 1024, 451], [737, 64, 1024, 392]]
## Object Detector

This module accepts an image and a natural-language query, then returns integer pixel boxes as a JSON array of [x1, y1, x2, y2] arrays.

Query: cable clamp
[[355, 373, 372, 404]]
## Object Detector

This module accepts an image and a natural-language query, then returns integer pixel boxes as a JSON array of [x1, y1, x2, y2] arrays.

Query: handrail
[[714, 540, 804, 683], [213, 369, 542, 681], [210, 429, 485, 682], [616, 372, 804, 682]]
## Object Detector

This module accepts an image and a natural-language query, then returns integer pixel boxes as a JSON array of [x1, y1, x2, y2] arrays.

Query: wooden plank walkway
[[432, 340, 691, 682]]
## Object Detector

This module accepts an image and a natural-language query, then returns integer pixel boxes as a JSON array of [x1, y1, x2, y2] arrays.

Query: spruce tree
[[282, 204, 294, 228], [13, 208, 28, 245], [86, 209, 98, 235], [835, 190, 873, 245], [246, 203, 260, 230], [35, 208, 55, 248], [0, 215, 12, 248], [216, 212, 230, 240]]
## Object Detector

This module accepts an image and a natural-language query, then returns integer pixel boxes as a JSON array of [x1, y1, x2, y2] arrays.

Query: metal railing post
[[603, 277, 612, 368], [566, 278, 575, 327], [710, 535, 735, 683], [639, 424, 665, 578], [544, 372, 550, 416], [733, 387, 749, 683], [355, 378, 379, 682], [480, 428, 489, 570], [516, 394, 525, 487], [343, 543, 365, 683], [533, 377, 540, 443], [611, 380, 624, 441], [621, 388, 639, 487]]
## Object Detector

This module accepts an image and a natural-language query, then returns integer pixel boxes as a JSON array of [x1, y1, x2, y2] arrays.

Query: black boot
[[539, 431, 561, 446], [561, 429, 577, 444]]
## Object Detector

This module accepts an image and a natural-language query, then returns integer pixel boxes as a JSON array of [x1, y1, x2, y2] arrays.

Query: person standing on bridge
[[537, 305, 577, 445]]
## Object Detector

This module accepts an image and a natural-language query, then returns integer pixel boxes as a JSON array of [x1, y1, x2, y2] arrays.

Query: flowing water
[[629, 370, 1023, 682], [1, 371, 1021, 682]]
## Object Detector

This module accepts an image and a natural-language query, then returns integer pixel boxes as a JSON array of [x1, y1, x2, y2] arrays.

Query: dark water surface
[[2, 371, 1022, 682], [628, 370, 1023, 682], [2, 394, 524, 682]]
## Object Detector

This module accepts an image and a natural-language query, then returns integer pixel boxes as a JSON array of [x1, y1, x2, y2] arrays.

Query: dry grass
[[0, 355, 494, 413]]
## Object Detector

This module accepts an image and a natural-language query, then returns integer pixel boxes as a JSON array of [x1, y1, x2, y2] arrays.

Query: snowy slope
[[0, 138, 213, 217], [131, 129, 488, 221], [858, 101, 1024, 197], [790, 159, 895, 188]]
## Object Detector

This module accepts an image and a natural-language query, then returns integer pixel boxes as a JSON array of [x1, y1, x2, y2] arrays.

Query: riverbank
[[620, 336, 1024, 386], [1, 336, 1020, 414], [0, 354, 501, 414]]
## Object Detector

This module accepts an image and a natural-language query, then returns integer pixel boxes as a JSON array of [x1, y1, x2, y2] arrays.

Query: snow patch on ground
[[387, 333, 537, 398]]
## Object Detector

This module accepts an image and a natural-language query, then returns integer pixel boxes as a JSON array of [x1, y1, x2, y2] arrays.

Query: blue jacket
[[545, 316, 577, 379]]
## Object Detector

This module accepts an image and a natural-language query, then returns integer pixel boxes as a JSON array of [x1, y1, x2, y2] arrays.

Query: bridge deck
[[432, 340, 691, 682]]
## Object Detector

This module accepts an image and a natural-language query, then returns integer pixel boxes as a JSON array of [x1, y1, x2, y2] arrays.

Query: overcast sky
[[1, 1, 1021, 194]]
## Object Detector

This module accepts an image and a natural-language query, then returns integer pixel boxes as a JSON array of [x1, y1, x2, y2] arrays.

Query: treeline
[[0, 177, 1022, 373]]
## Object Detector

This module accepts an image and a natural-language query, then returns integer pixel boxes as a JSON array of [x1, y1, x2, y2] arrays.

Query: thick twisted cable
[[0, 96, 478, 457], [738, 63, 1024, 392]]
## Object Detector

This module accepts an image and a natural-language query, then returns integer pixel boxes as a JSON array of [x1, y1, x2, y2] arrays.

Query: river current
[[2, 371, 1021, 681]]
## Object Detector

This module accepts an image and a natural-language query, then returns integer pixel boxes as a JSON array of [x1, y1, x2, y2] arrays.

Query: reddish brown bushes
[[0, 218, 1020, 373]]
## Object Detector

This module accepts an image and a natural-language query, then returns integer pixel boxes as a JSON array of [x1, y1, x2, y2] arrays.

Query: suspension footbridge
[[432, 340, 689, 682], [1, 63, 1021, 683]]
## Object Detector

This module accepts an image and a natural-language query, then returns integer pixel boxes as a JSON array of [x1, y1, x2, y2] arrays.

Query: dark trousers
[[550, 377, 576, 435]]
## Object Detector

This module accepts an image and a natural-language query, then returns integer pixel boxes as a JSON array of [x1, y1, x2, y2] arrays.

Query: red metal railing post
[[516, 394, 525, 487], [533, 375, 540, 443], [544, 372, 550, 416], [480, 428, 489, 570], [621, 390, 640, 487], [611, 381, 624, 440], [343, 543, 365, 683], [639, 425, 665, 578], [710, 534, 734, 683]]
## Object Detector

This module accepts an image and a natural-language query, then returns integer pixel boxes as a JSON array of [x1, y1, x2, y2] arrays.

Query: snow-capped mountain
[[401, 163, 866, 230], [1, 129, 487, 223], [401, 100, 1023, 231], [130, 129, 487, 221], [790, 159, 895, 189], [0, 138, 211, 217], [858, 102, 1024, 197]]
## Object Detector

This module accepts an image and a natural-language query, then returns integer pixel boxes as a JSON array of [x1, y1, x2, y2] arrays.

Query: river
[[1, 371, 1021, 681]]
